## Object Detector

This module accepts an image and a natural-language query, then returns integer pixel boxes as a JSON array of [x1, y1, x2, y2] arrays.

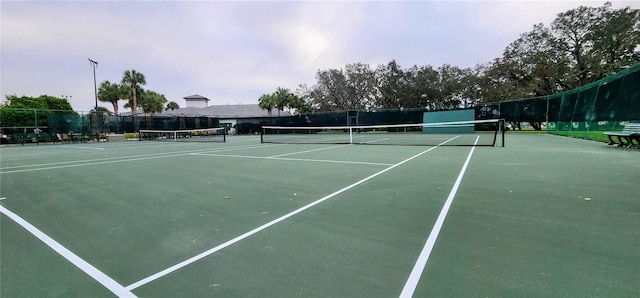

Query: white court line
[[0, 150, 206, 170], [267, 144, 351, 158], [361, 138, 390, 144], [0, 144, 282, 174], [191, 153, 394, 166], [399, 136, 479, 298], [59, 146, 105, 150], [0, 142, 157, 158], [0, 205, 136, 297], [1, 143, 275, 170], [125, 137, 459, 291], [0, 152, 197, 174]]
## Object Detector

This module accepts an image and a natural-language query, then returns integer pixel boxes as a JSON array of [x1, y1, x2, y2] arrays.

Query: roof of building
[[183, 94, 209, 101], [158, 104, 292, 118]]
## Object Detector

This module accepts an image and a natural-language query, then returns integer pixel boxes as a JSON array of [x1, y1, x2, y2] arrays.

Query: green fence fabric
[[475, 63, 639, 141], [0, 110, 221, 144], [546, 63, 639, 140]]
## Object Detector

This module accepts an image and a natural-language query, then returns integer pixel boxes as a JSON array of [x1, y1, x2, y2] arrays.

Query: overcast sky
[[2, 0, 638, 112]]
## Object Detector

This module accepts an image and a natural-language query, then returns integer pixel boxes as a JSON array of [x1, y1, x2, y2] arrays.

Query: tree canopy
[[0, 95, 75, 127], [138, 90, 167, 114], [96, 69, 169, 115], [259, 87, 309, 116], [98, 80, 129, 115], [287, 2, 639, 112], [166, 101, 180, 111]]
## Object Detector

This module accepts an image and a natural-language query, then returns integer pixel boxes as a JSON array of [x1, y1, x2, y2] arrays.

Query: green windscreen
[[423, 109, 475, 133], [474, 63, 639, 142], [546, 64, 640, 142]]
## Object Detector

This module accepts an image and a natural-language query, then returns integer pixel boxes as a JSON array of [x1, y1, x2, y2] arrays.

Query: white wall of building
[[185, 100, 208, 108]]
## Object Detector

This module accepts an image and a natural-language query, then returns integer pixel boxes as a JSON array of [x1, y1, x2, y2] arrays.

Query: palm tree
[[139, 90, 167, 114], [97, 80, 127, 115], [166, 101, 180, 111], [121, 70, 146, 116], [274, 87, 293, 116], [258, 93, 276, 116]]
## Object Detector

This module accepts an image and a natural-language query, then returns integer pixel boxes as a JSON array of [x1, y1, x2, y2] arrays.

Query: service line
[[268, 144, 351, 158], [191, 152, 393, 166]]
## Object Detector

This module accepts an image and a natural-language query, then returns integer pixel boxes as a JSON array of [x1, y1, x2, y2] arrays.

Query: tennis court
[[1, 133, 638, 297]]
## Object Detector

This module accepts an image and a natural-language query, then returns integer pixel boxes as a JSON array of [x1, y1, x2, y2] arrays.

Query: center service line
[[399, 136, 480, 298], [126, 137, 459, 291]]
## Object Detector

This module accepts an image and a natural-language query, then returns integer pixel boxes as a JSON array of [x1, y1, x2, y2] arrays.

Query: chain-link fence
[[0, 109, 221, 144], [475, 63, 639, 141]]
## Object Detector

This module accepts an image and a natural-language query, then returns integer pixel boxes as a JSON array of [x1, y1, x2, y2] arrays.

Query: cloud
[[2, 0, 638, 112]]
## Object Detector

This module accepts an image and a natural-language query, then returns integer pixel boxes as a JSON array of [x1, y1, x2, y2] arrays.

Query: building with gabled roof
[[183, 94, 210, 108]]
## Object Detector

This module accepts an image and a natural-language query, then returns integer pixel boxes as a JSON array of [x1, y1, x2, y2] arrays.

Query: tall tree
[[294, 84, 317, 113], [344, 63, 378, 110], [273, 87, 293, 116], [97, 80, 128, 115], [481, 23, 572, 103], [481, 2, 639, 103], [589, 3, 640, 77], [313, 68, 351, 111], [138, 90, 167, 114], [404, 65, 440, 109], [166, 101, 180, 111], [287, 93, 310, 115], [121, 70, 146, 116], [435, 64, 468, 109], [258, 93, 276, 116], [551, 2, 640, 86], [375, 60, 409, 109], [0, 95, 75, 128]]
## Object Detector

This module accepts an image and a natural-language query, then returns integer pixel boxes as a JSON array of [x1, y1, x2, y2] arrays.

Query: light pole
[[88, 58, 98, 111], [88, 58, 99, 141]]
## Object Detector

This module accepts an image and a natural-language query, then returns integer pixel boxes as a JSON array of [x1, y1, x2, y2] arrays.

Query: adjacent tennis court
[[1, 133, 638, 297]]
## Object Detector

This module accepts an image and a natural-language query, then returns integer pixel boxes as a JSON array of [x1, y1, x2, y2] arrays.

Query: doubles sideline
[[0, 144, 281, 174]]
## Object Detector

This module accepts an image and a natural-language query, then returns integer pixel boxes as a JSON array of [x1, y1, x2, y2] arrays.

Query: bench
[[69, 133, 89, 143], [106, 134, 126, 142], [603, 123, 640, 147]]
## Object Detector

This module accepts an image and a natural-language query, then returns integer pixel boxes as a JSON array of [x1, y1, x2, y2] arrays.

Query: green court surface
[[1, 135, 638, 297]]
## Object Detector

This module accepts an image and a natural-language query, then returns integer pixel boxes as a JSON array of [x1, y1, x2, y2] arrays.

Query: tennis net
[[138, 128, 226, 142], [261, 119, 505, 146]]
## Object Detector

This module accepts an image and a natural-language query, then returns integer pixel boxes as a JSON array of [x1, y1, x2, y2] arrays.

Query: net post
[[492, 124, 498, 147], [138, 130, 141, 141], [500, 119, 505, 147], [260, 128, 264, 143], [349, 127, 353, 144]]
